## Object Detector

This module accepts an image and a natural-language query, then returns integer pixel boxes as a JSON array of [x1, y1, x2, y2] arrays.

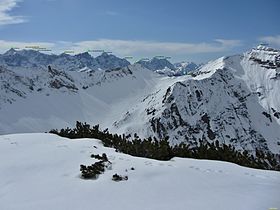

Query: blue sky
[[0, 0, 279, 63]]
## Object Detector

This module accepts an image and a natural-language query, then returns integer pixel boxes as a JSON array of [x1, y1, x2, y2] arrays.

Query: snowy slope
[[113, 45, 280, 155], [0, 46, 280, 157], [0, 64, 162, 134], [0, 133, 279, 210]]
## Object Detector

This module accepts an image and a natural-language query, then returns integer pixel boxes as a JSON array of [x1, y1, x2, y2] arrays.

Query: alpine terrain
[[0, 133, 279, 210], [1, 45, 280, 159]]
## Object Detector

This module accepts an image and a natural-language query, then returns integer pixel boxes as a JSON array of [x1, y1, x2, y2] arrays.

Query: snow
[[173, 61, 200, 75], [113, 47, 280, 154], [137, 57, 175, 71], [0, 49, 130, 72], [0, 64, 164, 134], [0, 133, 279, 210], [1, 46, 280, 156]]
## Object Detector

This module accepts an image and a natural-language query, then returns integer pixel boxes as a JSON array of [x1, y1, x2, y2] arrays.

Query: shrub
[[51, 121, 280, 171], [90, 153, 108, 162], [112, 174, 128, 182], [80, 153, 111, 179]]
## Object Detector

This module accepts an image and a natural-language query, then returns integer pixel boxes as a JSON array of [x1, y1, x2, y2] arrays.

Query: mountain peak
[[99, 52, 111, 57], [75, 52, 92, 59], [173, 61, 200, 75], [95, 52, 130, 70], [136, 57, 175, 71], [255, 44, 279, 53], [4, 48, 18, 56]]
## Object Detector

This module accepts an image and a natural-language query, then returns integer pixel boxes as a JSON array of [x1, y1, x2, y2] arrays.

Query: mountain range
[[0, 48, 199, 75], [0, 48, 131, 72], [0, 45, 280, 159]]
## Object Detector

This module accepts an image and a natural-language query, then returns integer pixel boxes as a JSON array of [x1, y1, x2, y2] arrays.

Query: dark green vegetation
[[50, 121, 280, 171], [112, 174, 128, 182], [80, 153, 111, 179]]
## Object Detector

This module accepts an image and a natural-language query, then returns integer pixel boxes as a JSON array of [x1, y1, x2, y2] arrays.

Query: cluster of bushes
[[80, 153, 111, 179], [90, 153, 108, 162], [50, 121, 280, 171], [112, 174, 128, 182], [80, 153, 130, 181]]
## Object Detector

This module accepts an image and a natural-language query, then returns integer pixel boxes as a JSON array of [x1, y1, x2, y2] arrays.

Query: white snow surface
[[1, 46, 280, 155], [173, 61, 200, 75], [113, 46, 280, 154], [0, 64, 165, 133], [0, 133, 279, 210]]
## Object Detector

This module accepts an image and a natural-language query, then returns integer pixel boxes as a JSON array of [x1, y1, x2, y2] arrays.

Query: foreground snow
[[0, 133, 279, 210]]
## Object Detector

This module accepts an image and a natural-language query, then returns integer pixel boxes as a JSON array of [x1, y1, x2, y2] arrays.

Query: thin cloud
[[214, 39, 242, 48], [259, 35, 280, 47], [0, 40, 55, 52], [0, 0, 26, 25], [73, 39, 242, 55], [0, 39, 242, 61]]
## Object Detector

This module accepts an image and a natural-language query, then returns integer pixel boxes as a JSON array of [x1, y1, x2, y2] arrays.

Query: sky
[[0, 0, 279, 63]]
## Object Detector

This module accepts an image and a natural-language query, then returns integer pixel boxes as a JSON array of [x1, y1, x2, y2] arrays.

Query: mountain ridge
[[0, 49, 131, 72], [0, 45, 279, 159]]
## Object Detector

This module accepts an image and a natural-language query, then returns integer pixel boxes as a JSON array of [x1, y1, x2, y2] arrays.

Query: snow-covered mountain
[[95, 52, 130, 71], [173, 61, 201, 75], [114, 45, 280, 155], [0, 49, 130, 72], [0, 62, 159, 133], [0, 45, 280, 157], [155, 61, 202, 76], [136, 57, 175, 71], [0, 133, 279, 210], [136, 57, 200, 76]]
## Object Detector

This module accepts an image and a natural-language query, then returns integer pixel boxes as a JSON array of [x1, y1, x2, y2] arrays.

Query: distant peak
[[100, 52, 110, 56], [79, 51, 90, 55], [75, 52, 92, 58], [4, 48, 17, 55], [97, 52, 120, 60], [60, 52, 72, 57], [151, 57, 167, 61], [255, 44, 279, 52], [257, 44, 269, 50]]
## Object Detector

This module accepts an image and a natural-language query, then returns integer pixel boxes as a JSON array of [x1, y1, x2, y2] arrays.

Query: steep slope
[[0, 65, 77, 108], [0, 63, 161, 134], [0, 46, 280, 157], [0, 133, 279, 210], [113, 46, 280, 155]]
